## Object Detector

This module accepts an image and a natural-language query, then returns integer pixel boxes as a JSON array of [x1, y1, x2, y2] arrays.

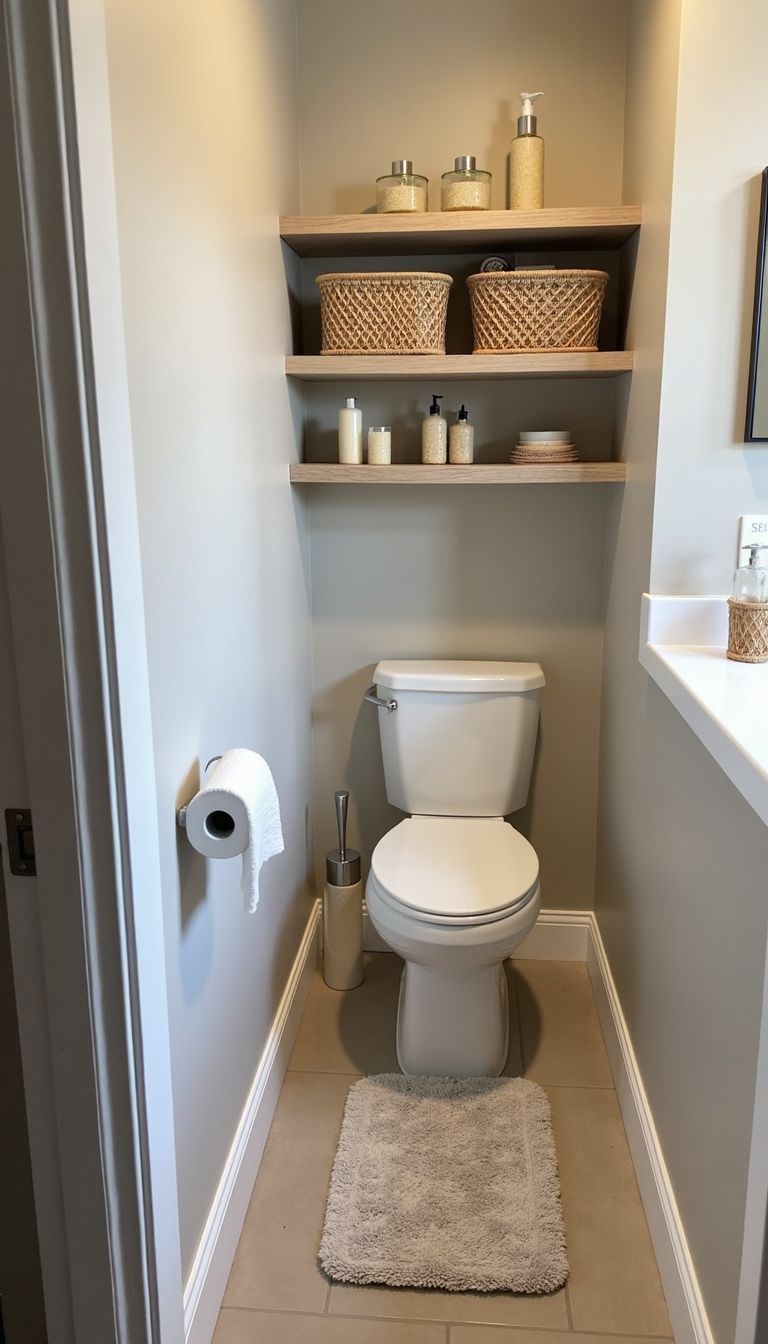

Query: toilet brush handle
[[334, 790, 349, 862]]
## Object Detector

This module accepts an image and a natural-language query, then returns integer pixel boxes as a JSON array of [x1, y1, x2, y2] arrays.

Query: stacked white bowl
[[510, 430, 578, 464]]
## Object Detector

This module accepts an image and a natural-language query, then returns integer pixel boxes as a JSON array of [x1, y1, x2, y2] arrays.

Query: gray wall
[[597, 3, 768, 1342], [297, 0, 631, 905], [309, 484, 609, 909], [104, 0, 314, 1278]]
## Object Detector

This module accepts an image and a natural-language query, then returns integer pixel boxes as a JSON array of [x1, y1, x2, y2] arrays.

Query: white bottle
[[509, 91, 544, 209], [338, 396, 363, 464]]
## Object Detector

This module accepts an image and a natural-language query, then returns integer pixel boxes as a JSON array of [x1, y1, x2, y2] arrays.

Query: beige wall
[[649, 0, 768, 591], [297, 0, 629, 213], [104, 0, 313, 1278], [297, 0, 630, 905], [598, 4, 768, 1342]]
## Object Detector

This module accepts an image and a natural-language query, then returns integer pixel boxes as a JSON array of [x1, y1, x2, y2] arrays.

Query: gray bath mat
[[319, 1074, 569, 1294]]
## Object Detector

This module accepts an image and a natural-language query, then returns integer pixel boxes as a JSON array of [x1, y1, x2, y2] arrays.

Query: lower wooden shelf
[[289, 462, 627, 485]]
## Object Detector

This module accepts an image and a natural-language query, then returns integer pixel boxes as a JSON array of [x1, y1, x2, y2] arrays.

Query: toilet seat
[[369, 816, 539, 927]]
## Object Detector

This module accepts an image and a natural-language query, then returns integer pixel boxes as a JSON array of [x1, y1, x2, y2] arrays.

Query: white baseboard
[[362, 901, 390, 952], [294, 899, 587, 969], [183, 899, 321, 1344], [587, 914, 714, 1344], [363, 903, 591, 959], [511, 908, 590, 960]]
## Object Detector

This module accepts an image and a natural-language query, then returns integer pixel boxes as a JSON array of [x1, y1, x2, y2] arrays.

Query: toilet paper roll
[[184, 749, 284, 912]]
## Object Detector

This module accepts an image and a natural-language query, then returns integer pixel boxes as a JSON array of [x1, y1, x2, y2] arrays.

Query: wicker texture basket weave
[[727, 598, 768, 663], [316, 272, 452, 355], [467, 268, 609, 353]]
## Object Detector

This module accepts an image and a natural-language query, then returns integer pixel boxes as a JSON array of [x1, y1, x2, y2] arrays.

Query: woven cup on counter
[[316, 272, 452, 355], [727, 598, 768, 663]]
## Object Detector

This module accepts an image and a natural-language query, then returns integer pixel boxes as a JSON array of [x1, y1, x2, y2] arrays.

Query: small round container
[[441, 156, 492, 211], [367, 427, 392, 464], [519, 430, 572, 443], [377, 159, 428, 213]]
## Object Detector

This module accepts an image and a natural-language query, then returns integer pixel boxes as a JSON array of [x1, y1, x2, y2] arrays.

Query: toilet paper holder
[[176, 755, 222, 829]]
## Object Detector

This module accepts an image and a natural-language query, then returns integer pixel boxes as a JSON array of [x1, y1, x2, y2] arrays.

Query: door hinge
[[5, 808, 36, 876]]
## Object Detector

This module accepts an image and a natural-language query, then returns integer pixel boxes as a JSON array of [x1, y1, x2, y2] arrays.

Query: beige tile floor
[[216, 954, 674, 1344]]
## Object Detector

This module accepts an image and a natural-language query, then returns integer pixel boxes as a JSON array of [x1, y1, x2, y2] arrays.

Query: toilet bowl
[[366, 659, 545, 1078], [367, 815, 540, 1076]]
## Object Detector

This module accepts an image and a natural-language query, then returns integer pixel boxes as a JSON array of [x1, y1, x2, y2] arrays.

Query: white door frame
[[1, 1, 182, 1340]]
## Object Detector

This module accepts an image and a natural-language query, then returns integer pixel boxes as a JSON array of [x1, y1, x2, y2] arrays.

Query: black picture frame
[[746, 167, 768, 442]]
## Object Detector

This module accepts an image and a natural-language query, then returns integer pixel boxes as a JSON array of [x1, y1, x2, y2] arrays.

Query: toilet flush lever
[[363, 685, 397, 713]]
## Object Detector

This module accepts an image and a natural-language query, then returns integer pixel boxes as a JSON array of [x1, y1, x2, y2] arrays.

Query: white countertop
[[640, 595, 768, 826]]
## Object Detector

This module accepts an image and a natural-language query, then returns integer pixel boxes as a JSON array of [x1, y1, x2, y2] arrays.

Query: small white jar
[[367, 427, 392, 465]]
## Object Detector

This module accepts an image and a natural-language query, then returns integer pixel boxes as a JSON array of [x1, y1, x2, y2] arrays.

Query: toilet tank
[[373, 660, 545, 817]]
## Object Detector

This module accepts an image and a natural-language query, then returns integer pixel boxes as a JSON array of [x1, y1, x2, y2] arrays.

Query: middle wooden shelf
[[285, 352, 634, 381]]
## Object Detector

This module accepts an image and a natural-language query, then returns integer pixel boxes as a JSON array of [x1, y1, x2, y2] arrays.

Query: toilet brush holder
[[323, 790, 364, 991]]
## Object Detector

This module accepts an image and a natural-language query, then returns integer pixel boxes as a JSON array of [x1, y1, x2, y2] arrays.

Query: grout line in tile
[[511, 959, 526, 1071], [569, 1333, 675, 1341], [286, 1067, 365, 1078], [325, 1304, 570, 1330], [564, 1281, 574, 1330], [536, 1080, 616, 1091], [221, 1302, 673, 1340], [225, 1302, 562, 1331]]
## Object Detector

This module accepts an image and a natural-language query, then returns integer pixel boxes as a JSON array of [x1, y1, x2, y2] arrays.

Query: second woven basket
[[467, 268, 608, 354]]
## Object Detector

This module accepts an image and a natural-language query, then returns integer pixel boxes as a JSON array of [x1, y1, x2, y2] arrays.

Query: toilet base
[[396, 960, 509, 1077]]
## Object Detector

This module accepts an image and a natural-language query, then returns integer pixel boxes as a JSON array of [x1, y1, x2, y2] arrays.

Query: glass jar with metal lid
[[441, 156, 492, 211], [376, 159, 428, 213]]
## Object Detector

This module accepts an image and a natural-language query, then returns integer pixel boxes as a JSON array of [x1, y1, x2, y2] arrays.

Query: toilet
[[366, 659, 545, 1078]]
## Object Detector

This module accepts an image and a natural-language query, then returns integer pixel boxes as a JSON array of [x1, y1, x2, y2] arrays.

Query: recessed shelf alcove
[[283, 206, 639, 479]]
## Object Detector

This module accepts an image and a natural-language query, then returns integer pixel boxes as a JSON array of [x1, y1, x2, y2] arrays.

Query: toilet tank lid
[[374, 660, 545, 693]]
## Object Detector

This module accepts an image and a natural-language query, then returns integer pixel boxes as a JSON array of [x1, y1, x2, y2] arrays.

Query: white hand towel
[[200, 748, 283, 913]]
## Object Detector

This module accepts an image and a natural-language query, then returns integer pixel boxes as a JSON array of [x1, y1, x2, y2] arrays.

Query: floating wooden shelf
[[285, 352, 633, 381], [280, 207, 642, 257], [290, 463, 627, 485]]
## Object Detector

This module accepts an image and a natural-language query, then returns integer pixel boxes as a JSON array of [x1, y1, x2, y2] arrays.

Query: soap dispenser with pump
[[422, 394, 447, 464], [733, 544, 768, 602], [509, 91, 544, 209], [449, 404, 474, 464], [727, 543, 768, 662]]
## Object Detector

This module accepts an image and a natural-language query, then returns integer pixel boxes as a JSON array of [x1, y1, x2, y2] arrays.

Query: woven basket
[[727, 598, 768, 663], [467, 268, 609, 353], [316, 272, 452, 355]]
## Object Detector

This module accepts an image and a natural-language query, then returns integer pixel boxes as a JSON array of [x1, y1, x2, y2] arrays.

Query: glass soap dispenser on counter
[[376, 159, 428, 213], [727, 543, 768, 663], [441, 156, 492, 211]]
